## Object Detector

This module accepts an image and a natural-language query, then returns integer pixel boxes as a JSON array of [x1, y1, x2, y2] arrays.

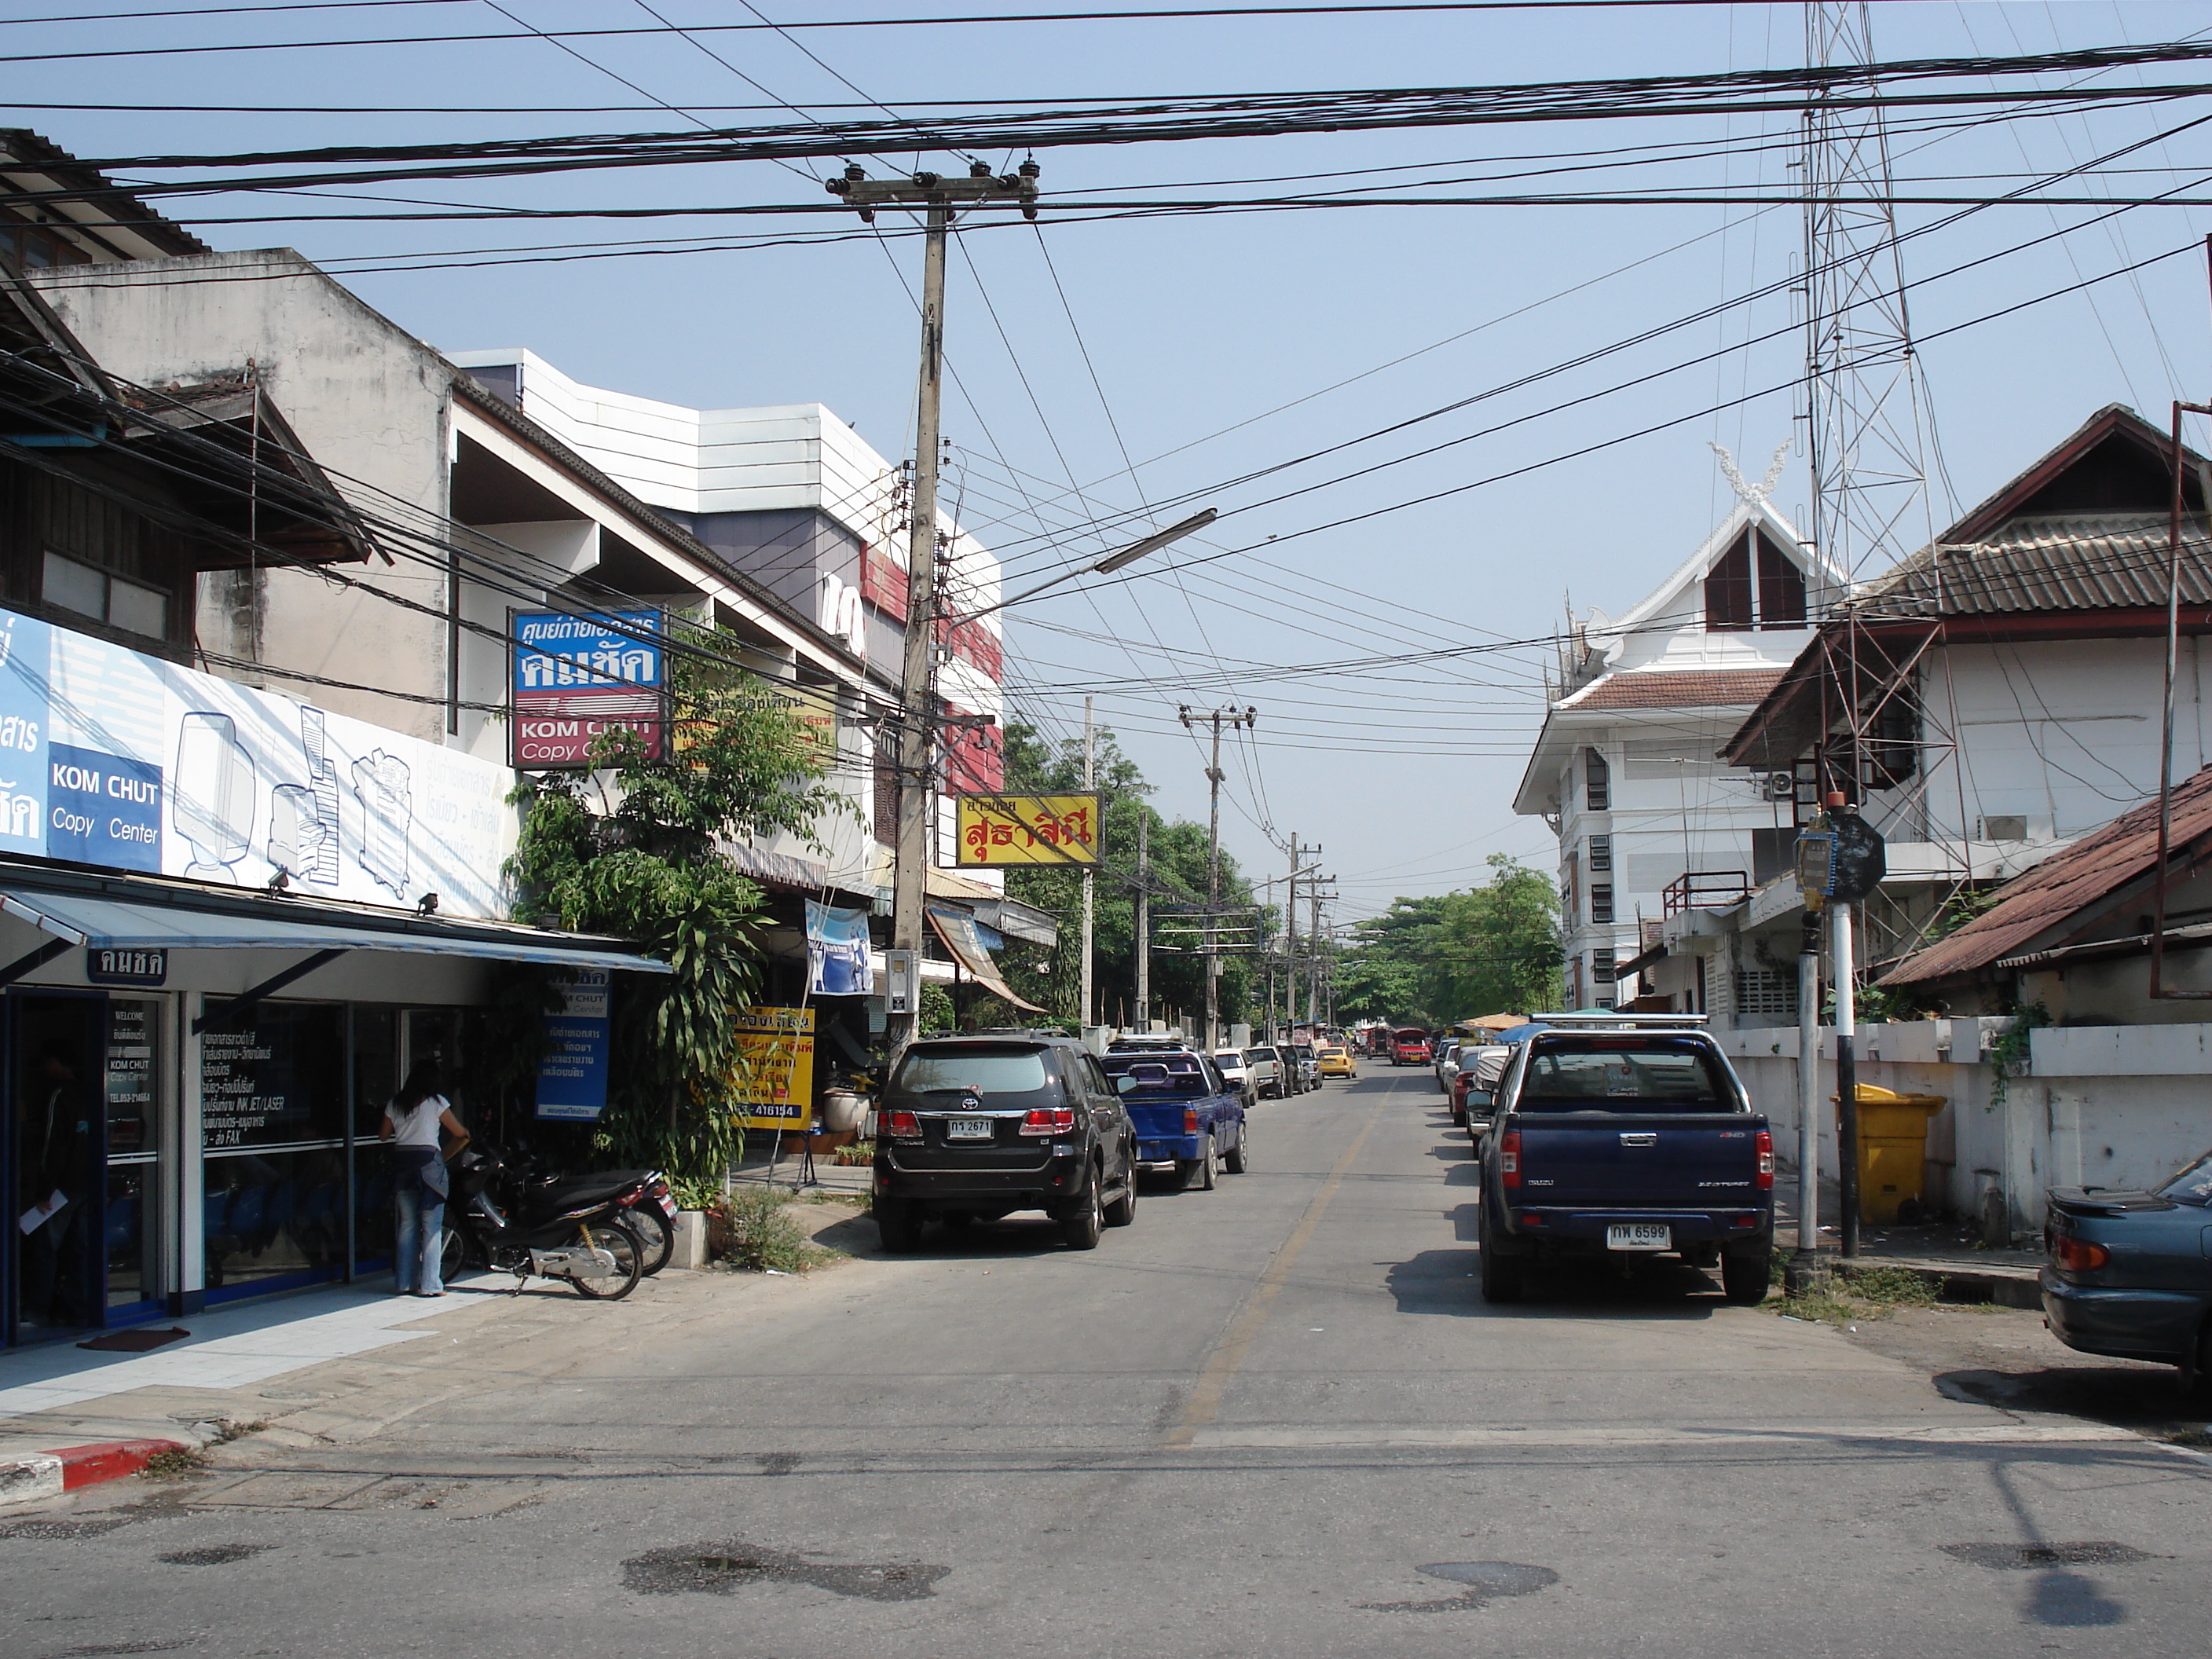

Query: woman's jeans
[[393, 1177, 445, 1295]]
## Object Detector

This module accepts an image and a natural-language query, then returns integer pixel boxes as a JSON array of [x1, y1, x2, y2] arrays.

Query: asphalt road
[[13, 1067, 2211, 1658]]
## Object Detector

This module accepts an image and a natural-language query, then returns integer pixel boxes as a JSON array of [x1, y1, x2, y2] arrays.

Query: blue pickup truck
[[1475, 1017, 1773, 1306], [1102, 1048, 1249, 1191]]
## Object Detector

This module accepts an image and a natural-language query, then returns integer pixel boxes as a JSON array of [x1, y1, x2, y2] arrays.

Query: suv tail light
[[1184, 1108, 1199, 1134], [2052, 1235, 2110, 1273], [1020, 1107, 1075, 1137], [884, 1108, 922, 1141], [1755, 1128, 1774, 1190], [1500, 1128, 1521, 1188]]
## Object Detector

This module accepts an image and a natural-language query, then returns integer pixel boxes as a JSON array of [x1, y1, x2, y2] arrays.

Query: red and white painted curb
[[0, 1438, 189, 1507]]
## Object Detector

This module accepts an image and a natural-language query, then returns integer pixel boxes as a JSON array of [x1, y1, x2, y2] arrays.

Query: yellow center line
[[1162, 1082, 1395, 1448]]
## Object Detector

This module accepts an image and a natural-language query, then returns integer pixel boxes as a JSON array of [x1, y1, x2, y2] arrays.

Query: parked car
[[1243, 1046, 1287, 1100], [1287, 1042, 1320, 1090], [1433, 1039, 1462, 1094], [873, 1031, 1140, 1252], [1317, 1044, 1356, 1079], [1475, 1018, 1774, 1306], [1453, 1042, 1511, 1137], [2042, 1149, 2212, 1386], [1392, 1027, 1430, 1066], [1102, 1049, 1250, 1188], [1213, 1049, 1258, 1107]]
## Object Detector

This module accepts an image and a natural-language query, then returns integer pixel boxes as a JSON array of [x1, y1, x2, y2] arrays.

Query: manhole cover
[[624, 1540, 948, 1602], [1361, 1562, 1558, 1613], [1942, 1542, 2152, 1570], [160, 1544, 273, 1566], [0, 1516, 134, 1540]]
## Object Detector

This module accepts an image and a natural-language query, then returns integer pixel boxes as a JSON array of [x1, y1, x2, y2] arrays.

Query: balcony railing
[[1661, 870, 1752, 917]]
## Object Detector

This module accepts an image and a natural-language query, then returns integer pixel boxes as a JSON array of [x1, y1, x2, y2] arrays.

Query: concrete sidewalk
[[1775, 1173, 2045, 1307]]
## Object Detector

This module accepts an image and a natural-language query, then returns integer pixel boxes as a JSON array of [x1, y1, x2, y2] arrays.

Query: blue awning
[[0, 886, 672, 975]]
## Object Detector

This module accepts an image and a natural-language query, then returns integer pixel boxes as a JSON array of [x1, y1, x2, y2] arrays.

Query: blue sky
[[12, 1, 2210, 935]]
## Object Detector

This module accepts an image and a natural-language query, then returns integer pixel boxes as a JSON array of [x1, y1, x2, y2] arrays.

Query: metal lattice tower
[[1802, 1, 1936, 611]]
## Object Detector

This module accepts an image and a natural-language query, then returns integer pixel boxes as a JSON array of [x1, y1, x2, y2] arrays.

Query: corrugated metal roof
[[1555, 668, 1784, 712], [1851, 513, 2212, 619], [1881, 764, 2212, 987]]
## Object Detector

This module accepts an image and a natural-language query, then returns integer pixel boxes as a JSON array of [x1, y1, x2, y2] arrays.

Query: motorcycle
[[440, 1145, 647, 1299], [496, 1149, 678, 1277]]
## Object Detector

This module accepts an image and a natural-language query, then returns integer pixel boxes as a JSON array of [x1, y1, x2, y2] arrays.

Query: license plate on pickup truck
[[1606, 1223, 1672, 1251], [946, 1115, 994, 1140]]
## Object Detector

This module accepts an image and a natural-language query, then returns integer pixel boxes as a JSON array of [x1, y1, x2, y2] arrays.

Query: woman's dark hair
[[394, 1060, 444, 1112]]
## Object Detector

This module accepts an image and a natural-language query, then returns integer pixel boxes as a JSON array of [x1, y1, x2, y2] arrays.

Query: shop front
[[0, 867, 666, 1345]]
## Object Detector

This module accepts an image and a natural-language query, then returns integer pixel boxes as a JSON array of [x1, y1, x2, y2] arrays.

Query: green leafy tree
[[1334, 857, 1562, 1024], [507, 627, 844, 1182]]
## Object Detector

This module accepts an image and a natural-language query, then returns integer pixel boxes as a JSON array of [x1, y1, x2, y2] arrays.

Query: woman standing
[[379, 1061, 468, 1297]]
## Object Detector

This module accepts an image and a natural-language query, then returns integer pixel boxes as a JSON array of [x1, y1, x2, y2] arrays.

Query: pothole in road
[[1940, 1542, 2154, 1569], [1361, 1561, 1559, 1612], [159, 1544, 274, 1566], [624, 1540, 949, 1602]]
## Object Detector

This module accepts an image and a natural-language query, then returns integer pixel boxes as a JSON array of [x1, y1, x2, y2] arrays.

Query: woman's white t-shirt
[[386, 1094, 449, 1149]]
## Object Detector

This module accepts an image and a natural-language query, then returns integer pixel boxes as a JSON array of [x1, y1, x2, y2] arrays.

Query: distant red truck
[[1391, 1027, 1431, 1066]]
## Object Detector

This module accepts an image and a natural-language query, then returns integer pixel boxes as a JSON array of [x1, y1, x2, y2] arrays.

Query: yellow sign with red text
[[954, 793, 1099, 866]]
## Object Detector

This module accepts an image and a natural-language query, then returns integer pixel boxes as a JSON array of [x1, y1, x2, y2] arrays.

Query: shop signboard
[[732, 1005, 815, 1132], [510, 610, 665, 769], [0, 605, 516, 918], [86, 947, 167, 988], [954, 792, 1098, 866], [535, 970, 612, 1122]]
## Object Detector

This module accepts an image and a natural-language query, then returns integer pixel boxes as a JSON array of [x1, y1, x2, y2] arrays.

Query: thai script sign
[[510, 609, 665, 768], [954, 793, 1098, 866], [732, 1005, 815, 1130], [0, 606, 515, 917], [535, 969, 611, 1121]]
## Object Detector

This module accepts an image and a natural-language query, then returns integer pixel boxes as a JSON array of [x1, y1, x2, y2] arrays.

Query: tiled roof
[[1556, 668, 1785, 712], [1881, 764, 2212, 987], [1851, 513, 2212, 619]]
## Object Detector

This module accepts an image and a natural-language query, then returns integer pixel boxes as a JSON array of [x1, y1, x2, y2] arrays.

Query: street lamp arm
[[949, 507, 1217, 627]]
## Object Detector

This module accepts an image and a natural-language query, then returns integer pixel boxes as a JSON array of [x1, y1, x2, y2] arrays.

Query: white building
[[1513, 461, 1839, 1013]]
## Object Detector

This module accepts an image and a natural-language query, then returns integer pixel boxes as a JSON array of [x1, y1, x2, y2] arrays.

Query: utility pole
[[1282, 836, 1320, 1042], [1081, 695, 1096, 1029], [1133, 809, 1149, 1032], [1307, 880, 1335, 1029], [1792, 911, 1822, 1288], [1834, 884, 1860, 1258], [839, 162, 1039, 1058], [1181, 704, 1255, 1052]]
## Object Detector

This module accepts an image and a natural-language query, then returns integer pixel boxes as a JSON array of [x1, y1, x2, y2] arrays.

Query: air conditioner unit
[[1761, 771, 1796, 802]]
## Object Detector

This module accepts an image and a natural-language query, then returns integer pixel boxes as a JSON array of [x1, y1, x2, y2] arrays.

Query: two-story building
[[1513, 463, 1837, 1013]]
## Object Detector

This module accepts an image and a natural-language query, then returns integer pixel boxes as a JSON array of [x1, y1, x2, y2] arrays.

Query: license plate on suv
[[946, 1116, 994, 1141], [1606, 1223, 1671, 1251]]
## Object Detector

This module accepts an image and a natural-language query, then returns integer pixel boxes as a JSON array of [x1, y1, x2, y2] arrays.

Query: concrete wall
[[1717, 1016, 2212, 1238], [35, 251, 456, 742]]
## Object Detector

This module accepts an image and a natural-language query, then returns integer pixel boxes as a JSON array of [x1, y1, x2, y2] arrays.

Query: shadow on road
[[1386, 1246, 1722, 1318], [1938, 1363, 2202, 1431]]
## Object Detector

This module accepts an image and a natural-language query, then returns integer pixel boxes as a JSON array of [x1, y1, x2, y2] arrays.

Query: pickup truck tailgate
[[1518, 1115, 1764, 1207]]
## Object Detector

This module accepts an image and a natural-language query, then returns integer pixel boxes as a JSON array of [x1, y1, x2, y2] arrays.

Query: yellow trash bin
[[1832, 1085, 1946, 1224]]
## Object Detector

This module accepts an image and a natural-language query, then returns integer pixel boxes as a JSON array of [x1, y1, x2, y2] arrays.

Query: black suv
[[873, 1031, 1139, 1253]]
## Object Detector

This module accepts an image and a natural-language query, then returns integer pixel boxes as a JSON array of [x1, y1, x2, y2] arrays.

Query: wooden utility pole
[[1133, 809, 1149, 1031], [1181, 705, 1254, 1051], [838, 163, 1038, 1058], [1080, 695, 1096, 1028]]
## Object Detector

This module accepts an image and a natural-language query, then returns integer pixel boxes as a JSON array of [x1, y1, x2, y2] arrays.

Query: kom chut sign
[[509, 610, 665, 768], [0, 606, 515, 918]]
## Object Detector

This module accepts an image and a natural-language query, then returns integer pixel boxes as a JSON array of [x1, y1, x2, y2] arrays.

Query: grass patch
[[2168, 1426, 2212, 1448], [138, 1417, 267, 1478], [1774, 1263, 1942, 1327], [716, 1188, 838, 1274]]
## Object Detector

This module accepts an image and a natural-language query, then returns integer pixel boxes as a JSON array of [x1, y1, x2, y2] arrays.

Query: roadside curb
[[1832, 1255, 2043, 1311], [0, 1437, 192, 1507]]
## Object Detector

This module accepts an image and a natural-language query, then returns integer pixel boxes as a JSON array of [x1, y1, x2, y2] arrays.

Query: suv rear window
[[1514, 1037, 1736, 1113], [895, 1045, 1053, 1095]]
